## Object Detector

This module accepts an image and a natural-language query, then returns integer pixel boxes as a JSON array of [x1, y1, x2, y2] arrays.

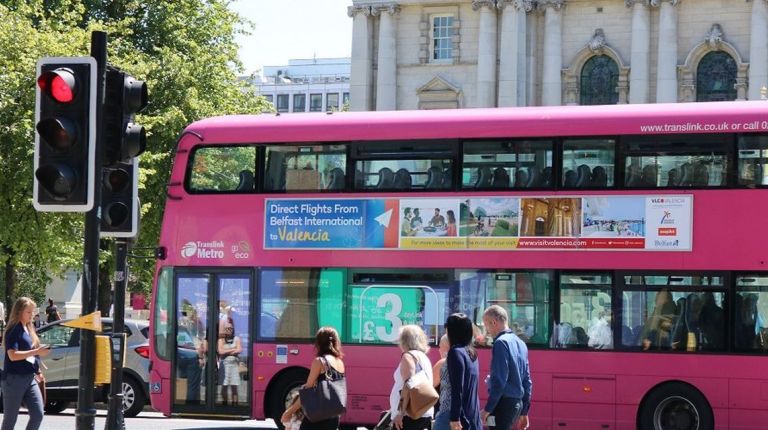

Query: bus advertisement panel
[[264, 195, 692, 251]]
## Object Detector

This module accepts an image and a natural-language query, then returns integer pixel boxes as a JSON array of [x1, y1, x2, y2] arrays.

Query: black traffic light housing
[[33, 57, 97, 212], [100, 158, 139, 237], [103, 68, 147, 165]]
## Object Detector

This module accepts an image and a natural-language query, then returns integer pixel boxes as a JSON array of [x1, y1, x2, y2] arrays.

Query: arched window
[[696, 51, 737, 102], [580, 55, 619, 105]]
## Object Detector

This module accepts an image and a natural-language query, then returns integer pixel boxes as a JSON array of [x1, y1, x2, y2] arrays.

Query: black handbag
[[299, 357, 347, 422]]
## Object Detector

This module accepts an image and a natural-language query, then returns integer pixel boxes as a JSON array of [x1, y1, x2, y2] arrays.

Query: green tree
[[0, 0, 269, 311]]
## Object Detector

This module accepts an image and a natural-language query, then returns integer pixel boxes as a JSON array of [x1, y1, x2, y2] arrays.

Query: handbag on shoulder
[[399, 352, 439, 419], [299, 356, 347, 422]]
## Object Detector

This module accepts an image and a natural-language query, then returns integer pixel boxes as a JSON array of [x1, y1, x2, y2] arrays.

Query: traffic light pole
[[76, 31, 107, 430], [105, 238, 128, 430]]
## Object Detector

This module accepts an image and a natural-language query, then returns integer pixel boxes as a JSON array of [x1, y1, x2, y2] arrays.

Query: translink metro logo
[[180, 240, 225, 259]]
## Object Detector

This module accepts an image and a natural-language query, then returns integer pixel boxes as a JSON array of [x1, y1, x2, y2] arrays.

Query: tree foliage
[[0, 0, 269, 306]]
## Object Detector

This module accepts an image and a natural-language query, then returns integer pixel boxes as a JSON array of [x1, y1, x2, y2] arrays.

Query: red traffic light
[[37, 68, 77, 103]]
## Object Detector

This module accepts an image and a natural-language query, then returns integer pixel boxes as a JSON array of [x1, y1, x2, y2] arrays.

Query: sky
[[229, 0, 353, 74]]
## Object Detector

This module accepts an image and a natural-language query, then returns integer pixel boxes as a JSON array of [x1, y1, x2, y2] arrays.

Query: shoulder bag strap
[[320, 355, 335, 378], [406, 351, 423, 373]]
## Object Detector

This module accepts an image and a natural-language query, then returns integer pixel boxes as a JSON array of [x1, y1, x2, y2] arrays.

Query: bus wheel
[[268, 368, 309, 430], [639, 382, 714, 430]]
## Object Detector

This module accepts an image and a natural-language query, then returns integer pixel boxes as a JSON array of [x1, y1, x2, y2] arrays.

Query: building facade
[[254, 57, 351, 113], [348, 0, 768, 111]]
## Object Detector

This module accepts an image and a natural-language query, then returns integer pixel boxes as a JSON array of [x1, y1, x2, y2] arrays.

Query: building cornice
[[498, 0, 534, 12], [347, 5, 373, 17], [624, 0, 650, 7], [373, 3, 400, 16], [649, 0, 680, 7], [538, 0, 565, 11], [472, 0, 497, 12]]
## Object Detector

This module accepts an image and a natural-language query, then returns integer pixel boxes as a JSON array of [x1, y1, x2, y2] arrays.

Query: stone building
[[347, 0, 768, 110]]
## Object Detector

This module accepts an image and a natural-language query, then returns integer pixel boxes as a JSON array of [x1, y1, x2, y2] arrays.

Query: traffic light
[[33, 57, 97, 211], [103, 68, 147, 165], [100, 158, 139, 238]]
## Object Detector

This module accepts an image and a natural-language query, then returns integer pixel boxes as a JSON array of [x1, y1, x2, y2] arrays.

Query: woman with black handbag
[[281, 327, 346, 430]]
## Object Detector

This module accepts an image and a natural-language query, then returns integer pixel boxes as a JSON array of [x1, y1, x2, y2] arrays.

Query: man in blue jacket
[[480, 305, 532, 430]]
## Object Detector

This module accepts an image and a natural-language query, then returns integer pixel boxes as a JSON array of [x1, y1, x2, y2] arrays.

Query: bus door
[[172, 271, 252, 417]]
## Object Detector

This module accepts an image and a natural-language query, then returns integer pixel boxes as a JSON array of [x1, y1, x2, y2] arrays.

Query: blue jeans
[[432, 411, 450, 430], [490, 397, 522, 430], [2, 372, 44, 430]]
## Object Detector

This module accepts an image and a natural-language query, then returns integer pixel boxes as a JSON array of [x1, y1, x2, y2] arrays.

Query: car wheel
[[44, 400, 70, 414], [638, 382, 714, 430], [267, 368, 309, 430], [122, 375, 146, 418]]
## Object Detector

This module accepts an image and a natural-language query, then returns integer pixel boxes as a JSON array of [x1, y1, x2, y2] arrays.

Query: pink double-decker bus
[[149, 102, 768, 430]]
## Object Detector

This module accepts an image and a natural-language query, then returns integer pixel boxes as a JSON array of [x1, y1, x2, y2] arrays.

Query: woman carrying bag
[[281, 327, 346, 430], [390, 325, 435, 430], [2, 297, 51, 430]]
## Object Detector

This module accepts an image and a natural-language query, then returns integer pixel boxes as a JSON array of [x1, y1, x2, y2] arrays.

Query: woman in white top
[[390, 325, 434, 430]]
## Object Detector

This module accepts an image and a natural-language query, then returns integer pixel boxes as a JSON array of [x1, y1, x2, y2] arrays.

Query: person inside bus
[[429, 208, 446, 228], [681, 294, 704, 350], [698, 292, 724, 349], [735, 293, 759, 350], [179, 301, 206, 404], [218, 318, 242, 406], [587, 310, 613, 350], [445, 210, 457, 237], [390, 325, 434, 430], [642, 317, 678, 351], [641, 289, 678, 350], [281, 327, 346, 430]]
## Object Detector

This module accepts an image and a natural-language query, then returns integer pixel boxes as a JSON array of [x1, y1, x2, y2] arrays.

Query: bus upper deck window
[[561, 139, 615, 188]]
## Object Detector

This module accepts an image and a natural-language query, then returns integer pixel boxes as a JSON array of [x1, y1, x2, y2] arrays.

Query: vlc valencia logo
[[660, 211, 675, 225]]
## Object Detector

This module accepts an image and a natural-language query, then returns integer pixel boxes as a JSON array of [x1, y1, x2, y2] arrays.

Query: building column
[[527, 10, 538, 105], [749, 0, 768, 100], [349, 5, 373, 111], [375, 4, 400, 111], [474, 0, 498, 108], [653, 0, 679, 103], [627, 0, 650, 103], [472, 0, 497, 107], [540, 0, 565, 106], [498, 0, 533, 107]]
